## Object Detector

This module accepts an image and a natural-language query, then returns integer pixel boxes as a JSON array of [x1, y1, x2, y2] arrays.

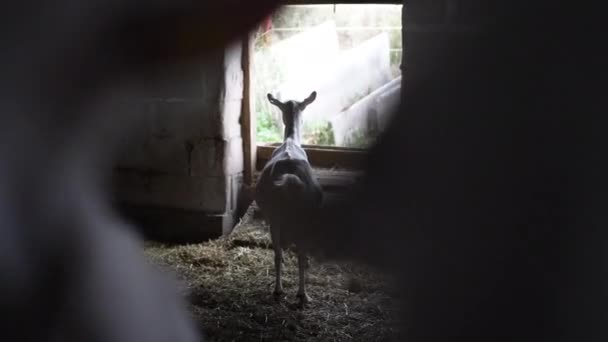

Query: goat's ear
[[302, 91, 317, 108], [267, 93, 282, 107]]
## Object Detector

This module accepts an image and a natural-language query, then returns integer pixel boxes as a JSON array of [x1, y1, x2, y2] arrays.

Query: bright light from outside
[[254, 4, 402, 149]]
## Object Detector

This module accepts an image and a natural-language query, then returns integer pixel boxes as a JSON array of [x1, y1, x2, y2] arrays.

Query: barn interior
[[108, 1, 481, 341]]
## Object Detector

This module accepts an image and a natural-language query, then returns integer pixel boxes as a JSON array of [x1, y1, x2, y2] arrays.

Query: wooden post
[[241, 31, 257, 186], [401, 0, 407, 98]]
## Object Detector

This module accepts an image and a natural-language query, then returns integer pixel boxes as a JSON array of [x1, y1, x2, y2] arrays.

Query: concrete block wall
[[112, 42, 248, 242]]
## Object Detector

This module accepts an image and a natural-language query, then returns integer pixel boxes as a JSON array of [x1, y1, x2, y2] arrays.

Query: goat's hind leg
[[271, 225, 283, 298], [296, 251, 311, 304]]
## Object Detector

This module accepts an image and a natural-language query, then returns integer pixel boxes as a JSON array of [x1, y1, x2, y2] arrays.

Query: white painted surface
[[331, 76, 401, 146], [277, 32, 393, 123]]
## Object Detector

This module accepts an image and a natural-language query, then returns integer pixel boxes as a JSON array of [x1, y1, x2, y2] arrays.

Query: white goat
[[2, 0, 604, 340], [255, 91, 323, 304]]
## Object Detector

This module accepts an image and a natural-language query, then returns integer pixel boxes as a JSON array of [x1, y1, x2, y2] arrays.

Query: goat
[[2, 0, 607, 341], [277, 2, 608, 341], [255, 91, 323, 304]]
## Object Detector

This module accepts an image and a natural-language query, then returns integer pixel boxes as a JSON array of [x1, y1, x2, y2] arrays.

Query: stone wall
[[112, 42, 247, 242]]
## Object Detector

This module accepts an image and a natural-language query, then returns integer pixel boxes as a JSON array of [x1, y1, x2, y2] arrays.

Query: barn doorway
[[246, 3, 402, 173]]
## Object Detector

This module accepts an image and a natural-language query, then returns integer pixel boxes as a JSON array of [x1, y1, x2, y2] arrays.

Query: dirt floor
[[144, 204, 402, 342]]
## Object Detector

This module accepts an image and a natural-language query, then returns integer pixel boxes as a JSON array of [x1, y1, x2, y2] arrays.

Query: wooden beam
[[241, 32, 256, 186], [256, 144, 368, 170], [262, 142, 367, 152]]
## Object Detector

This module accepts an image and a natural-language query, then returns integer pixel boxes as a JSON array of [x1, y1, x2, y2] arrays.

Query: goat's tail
[[273, 174, 305, 195]]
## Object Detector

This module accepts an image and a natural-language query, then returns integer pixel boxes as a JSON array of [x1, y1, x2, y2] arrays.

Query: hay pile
[[144, 205, 402, 342]]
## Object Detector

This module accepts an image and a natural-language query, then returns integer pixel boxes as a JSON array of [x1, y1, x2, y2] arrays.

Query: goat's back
[[256, 142, 322, 247]]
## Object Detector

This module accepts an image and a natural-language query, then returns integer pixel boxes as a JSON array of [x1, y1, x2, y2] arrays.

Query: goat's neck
[[284, 121, 302, 146]]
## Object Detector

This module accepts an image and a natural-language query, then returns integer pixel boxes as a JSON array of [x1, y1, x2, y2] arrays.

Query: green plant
[[302, 120, 335, 146], [256, 110, 283, 143], [253, 46, 287, 144], [345, 130, 377, 148]]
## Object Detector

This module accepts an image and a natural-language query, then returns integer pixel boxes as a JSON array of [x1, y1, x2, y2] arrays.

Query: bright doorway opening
[[253, 4, 402, 150]]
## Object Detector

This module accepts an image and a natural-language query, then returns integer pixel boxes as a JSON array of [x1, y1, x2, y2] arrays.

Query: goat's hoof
[[296, 293, 312, 305]]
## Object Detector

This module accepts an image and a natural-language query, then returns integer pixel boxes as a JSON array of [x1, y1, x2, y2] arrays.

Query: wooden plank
[[256, 145, 367, 170], [260, 142, 367, 152], [315, 173, 361, 190], [252, 168, 363, 193], [241, 32, 256, 186], [116, 203, 223, 243]]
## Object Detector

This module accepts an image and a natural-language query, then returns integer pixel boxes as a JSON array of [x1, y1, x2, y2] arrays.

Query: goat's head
[[267, 91, 317, 131]]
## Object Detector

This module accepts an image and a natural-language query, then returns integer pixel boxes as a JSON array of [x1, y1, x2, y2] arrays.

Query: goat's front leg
[[296, 251, 311, 304], [271, 226, 283, 298]]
